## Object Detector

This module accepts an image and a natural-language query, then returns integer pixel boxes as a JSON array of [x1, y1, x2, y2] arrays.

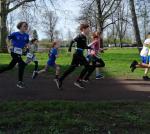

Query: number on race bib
[[14, 47, 23, 55], [27, 53, 33, 59]]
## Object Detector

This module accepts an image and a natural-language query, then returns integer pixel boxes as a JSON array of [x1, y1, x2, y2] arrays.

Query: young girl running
[[0, 22, 29, 88], [84, 32, 105, 81], [130, 38, 150, 75], [55, 24, 94, 89], [25, 38, 39, 79], [33, 41, 60, 81]]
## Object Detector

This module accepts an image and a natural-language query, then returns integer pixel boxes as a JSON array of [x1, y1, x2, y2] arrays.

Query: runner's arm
[[68, 35, 80, 52]]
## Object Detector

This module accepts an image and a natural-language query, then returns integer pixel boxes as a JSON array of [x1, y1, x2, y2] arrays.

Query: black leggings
[[60, 52, 94, 81], [84, 56, 105, 80], [34, 61, 38, 71], [0, 52, 26, 81]]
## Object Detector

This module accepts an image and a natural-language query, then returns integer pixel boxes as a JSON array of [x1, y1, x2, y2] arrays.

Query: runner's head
[[144, 39, 150, 47], [80, 23, 90, 35], [31, 38, 38, 45], [17, 22, 28, 33], [52, 41, 60, 49], [92, 32, 100, 40]]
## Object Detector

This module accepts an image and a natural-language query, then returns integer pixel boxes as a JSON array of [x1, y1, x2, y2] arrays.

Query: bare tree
[[129, 0, 142, 47], [0, 0, 36, 52], [0, 0, 55, 52], [79, 0, 122, 47], [42, 10, 58, 42], [136, 0, 150, 39], [115, 1, 128, 47]]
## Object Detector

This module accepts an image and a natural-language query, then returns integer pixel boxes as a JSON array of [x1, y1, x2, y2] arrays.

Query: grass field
[[0, 101, 150, 134], [0, 48, 150, 133], [0, 48, 146, 79]]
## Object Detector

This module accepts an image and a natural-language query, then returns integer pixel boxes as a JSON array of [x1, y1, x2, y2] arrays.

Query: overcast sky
[[39, 0, 82, 39], [8, 0, 82, 40]]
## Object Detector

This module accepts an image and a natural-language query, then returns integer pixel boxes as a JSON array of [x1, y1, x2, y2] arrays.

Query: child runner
[[83, 32, 105, 81], [0, 22, 29, 88], [25, 38, 39, 79], [142, 33, 150, 80], [33, 41, 60, 81], [55, 23, 94, 89], [130, 38, 150, 75]]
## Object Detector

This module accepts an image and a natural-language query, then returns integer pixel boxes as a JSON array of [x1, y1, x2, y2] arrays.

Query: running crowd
[[0, 22, 105, 89], [1, 21, 150, 89]]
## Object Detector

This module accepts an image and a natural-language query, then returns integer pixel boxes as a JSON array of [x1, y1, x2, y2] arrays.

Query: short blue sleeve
[[51, 48, 57, 56], [8, 32, 16, 40]]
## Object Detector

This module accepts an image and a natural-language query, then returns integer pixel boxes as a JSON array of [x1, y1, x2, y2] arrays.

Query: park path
[[0, 73, 150, 101]]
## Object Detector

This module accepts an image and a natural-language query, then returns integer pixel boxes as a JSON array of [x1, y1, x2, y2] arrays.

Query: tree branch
[[8, 0, 36, 13]]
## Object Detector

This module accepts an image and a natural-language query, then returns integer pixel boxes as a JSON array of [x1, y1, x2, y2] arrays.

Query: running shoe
[[74, 80, 85, 89], [96, 74, 104, 80], [55, 78, 63, 89], [130, 60, 138, 72], [143, 76, 150, 81], [32, 71, 38, 79], [17, 81, 25, 88], [82, 79, 89, 83]]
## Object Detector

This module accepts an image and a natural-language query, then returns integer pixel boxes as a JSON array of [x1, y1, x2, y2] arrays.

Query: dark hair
[[80, 23, 89, 31], [51, 41, 57, 48], [31, 38, 38, 43], [17, 22, 28, 29]]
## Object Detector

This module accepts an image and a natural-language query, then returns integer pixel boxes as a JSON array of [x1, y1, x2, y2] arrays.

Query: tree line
[[0, 0, 150, 52]]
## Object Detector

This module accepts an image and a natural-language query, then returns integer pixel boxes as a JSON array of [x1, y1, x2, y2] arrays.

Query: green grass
[[0, 48, 145, 78], [0, 101, 149, 134]]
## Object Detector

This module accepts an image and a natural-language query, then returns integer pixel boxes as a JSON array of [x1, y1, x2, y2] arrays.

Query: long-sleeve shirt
[[69, 33, 90, 54], [29, 44, 38, 54]]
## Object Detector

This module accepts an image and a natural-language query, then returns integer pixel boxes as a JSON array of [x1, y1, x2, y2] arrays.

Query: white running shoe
[[74, 81, 85, 89]]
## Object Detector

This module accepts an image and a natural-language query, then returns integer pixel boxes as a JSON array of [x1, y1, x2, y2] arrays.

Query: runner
[[83, 32, 105, 81], [142, 33, 150, 80], [130, 38, 150, 75], [55, 23, 94, 89], [33, 41, 60, 82], [25, 38, 39, 79], [0, 22, 29, 88]]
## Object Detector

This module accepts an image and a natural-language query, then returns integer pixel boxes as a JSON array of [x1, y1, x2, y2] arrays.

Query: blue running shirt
[[8, 32, 29, 49]]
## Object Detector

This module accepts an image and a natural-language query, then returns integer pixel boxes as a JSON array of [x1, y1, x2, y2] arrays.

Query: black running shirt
[[69, 33, 90, 51]]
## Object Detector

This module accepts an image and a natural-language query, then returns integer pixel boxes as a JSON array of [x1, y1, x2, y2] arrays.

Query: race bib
[[14, 47, 22, 55], [27, 53, 33, 59]]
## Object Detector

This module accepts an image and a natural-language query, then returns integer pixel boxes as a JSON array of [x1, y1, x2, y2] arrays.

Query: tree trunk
[[120, 37, 123, 48], [0, 1, 8, 53], [95, 0, 104, 48], [129, 0, 143, 47]]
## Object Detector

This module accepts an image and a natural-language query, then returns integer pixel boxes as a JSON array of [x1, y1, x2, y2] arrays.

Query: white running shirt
[[140, 46, 149, 57]]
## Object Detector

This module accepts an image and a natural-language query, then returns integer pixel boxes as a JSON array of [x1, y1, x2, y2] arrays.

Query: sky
[[39, 0, 82, 40], [8, 0, 82, 40]]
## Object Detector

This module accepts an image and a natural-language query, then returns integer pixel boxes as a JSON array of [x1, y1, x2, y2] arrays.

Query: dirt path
[[0, 73, 150, 101]]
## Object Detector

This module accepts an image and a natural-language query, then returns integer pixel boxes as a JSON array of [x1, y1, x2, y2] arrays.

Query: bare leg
[[55, 64, 60, 76], [96, 67, 100, 76], [136, 63, 150, 68], [144, 62, 150, 76], [38, 65, 48, 74]]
